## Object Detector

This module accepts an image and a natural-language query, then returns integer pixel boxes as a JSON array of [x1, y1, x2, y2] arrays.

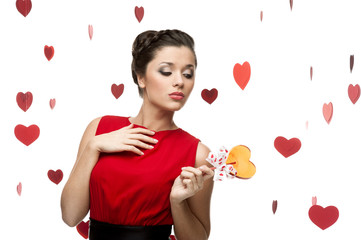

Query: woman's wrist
[[170, 195, 186, 207], [87, 136, 101, 153]]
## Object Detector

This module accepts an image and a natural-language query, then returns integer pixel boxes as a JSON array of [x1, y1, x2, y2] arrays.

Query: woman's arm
[[61, 117, 158, 227], [60, 117, 101, 227], [171, 142, 214, 240]]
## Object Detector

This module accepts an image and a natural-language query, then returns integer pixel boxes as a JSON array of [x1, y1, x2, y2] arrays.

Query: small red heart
[[48, 169, 63, 185], [16, 0, 32, 17], [135, 6, 144, 23], [233, 62, 251, 90], [17, 182, 22, 196], [323, 102, 333, 124], [14, 124, 40, 146], [16, 91, 33, 112], [44, 45, 54, 61], [169, 235, 176, 240], [77, 220, 89, 239], [201, 88, 218, 104], [309, 205, 339, 230], [111, 84, 124, 99], [348, 84, 360, 104], [312, 196, 317, 206], [260, 11, 263, 22], [50, 98, 56, 109], [272, 200, 277, 214], [274, 136, 301, 158], [88, 24, 93, 40]]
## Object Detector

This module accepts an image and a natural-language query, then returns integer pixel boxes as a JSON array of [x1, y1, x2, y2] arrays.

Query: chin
[[163, 102, 185, 112]]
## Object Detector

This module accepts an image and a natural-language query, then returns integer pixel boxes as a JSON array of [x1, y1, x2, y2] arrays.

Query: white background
[[1, 0, 361, 239]]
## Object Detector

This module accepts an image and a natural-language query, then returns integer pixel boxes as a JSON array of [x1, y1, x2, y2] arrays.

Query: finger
[[129, 133, 158, 145], [129, 127, 156, 136], [124, 145, 144, 156], [182, 167, 203, 176], [199, 165, 214, 177], [182, 167, 204, 189], [125, 139, 154, 150], [123, 123, 134, 129], [182, 179, 194, 191], [180, 171, 197, 183], [181, 172, 202, 192]]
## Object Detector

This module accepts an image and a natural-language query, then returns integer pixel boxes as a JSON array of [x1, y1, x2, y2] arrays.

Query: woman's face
[[138, 46, 196, 112]]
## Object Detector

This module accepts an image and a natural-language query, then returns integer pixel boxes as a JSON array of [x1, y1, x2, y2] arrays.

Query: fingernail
[[154, 139, 158, 143], [149, 146, 154, 149]]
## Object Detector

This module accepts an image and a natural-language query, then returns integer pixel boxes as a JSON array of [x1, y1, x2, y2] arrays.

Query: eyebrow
[[159, 62, 194, 68]]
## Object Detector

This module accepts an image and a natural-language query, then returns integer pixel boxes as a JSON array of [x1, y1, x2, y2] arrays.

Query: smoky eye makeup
[[159, 69, 172, 76], [183, 69, 194, 79]]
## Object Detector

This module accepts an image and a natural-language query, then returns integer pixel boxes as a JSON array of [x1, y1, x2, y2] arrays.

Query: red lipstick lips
[[169, 92, 184, 100]]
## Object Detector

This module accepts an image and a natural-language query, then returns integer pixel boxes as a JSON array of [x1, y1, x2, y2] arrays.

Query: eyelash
[[159, 71, 193, 79]]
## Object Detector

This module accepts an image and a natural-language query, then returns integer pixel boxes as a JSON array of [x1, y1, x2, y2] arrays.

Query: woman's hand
[[170, 165, 214, 204], [90, 123, 158, 156]]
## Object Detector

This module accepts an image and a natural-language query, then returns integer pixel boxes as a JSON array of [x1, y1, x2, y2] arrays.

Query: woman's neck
[[130, 103, 178, 131]]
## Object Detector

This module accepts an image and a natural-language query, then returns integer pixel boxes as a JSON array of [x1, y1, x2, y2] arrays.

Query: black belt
[[89, 218, 172, 240]]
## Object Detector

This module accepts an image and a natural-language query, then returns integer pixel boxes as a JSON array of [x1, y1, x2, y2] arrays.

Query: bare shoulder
[[75, 117, 102, 159], [83, 117, 102, 136], [194, 142, 213, 168]]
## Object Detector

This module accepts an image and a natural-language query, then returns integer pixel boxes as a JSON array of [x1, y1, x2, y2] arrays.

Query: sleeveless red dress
[[89, 116, 200, 226]]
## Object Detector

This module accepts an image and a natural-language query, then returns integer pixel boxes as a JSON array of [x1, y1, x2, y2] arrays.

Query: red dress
[[89, 116, 200, 226]]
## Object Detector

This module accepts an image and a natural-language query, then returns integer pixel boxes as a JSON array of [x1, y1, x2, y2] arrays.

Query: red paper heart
[[272, 200, 277, 214], [233, 62, 251, 90], [77, 220, 89, 239], [50, 98, 56, 109], [111, 84, 124, 99], [309, 205, 339, 230], [48, 169, 63, 185], [16, 0, 32, 17], [201, 88, 218, 104], [348, 84, 360, 104], [323, 102, 333, 124], [88, 24, 93, 40], [44, 45, 54, 61], [312, 196, 317, 206], [274, 136, 301, 158], [135, 6, 144, 23], [16, 92, 33, 112], [17, 182, 22, 196], [14, 124, 40, 146]]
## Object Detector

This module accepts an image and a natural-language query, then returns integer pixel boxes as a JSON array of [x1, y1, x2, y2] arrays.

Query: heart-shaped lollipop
[[226, 145, 256, 179], [206, 145, 256, 181]]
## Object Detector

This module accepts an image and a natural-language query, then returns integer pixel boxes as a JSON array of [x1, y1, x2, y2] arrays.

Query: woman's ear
[[137, 74, 146, 89]]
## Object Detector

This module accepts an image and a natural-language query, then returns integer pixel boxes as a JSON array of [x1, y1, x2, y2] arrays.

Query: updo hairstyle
[[131, 29, 197, 97]]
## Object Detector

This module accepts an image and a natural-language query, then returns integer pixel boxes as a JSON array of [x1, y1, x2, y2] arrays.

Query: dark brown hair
[[131, 29, 197, 97]]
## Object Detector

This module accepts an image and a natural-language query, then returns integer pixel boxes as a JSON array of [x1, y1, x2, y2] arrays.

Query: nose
[[172, 72, 184, 87]]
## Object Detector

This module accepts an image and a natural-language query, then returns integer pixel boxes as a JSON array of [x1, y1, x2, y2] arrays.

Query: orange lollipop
[[207, 145, 256, 181], [226, 145, 256, 179]]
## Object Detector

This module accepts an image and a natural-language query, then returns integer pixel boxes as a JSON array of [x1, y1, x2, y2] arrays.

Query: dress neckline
[[127, 116, 181, 133]]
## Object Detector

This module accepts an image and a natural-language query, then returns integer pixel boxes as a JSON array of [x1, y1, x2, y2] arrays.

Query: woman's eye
[[159, 71, 172, 76], [183, 74, 193, 79]]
